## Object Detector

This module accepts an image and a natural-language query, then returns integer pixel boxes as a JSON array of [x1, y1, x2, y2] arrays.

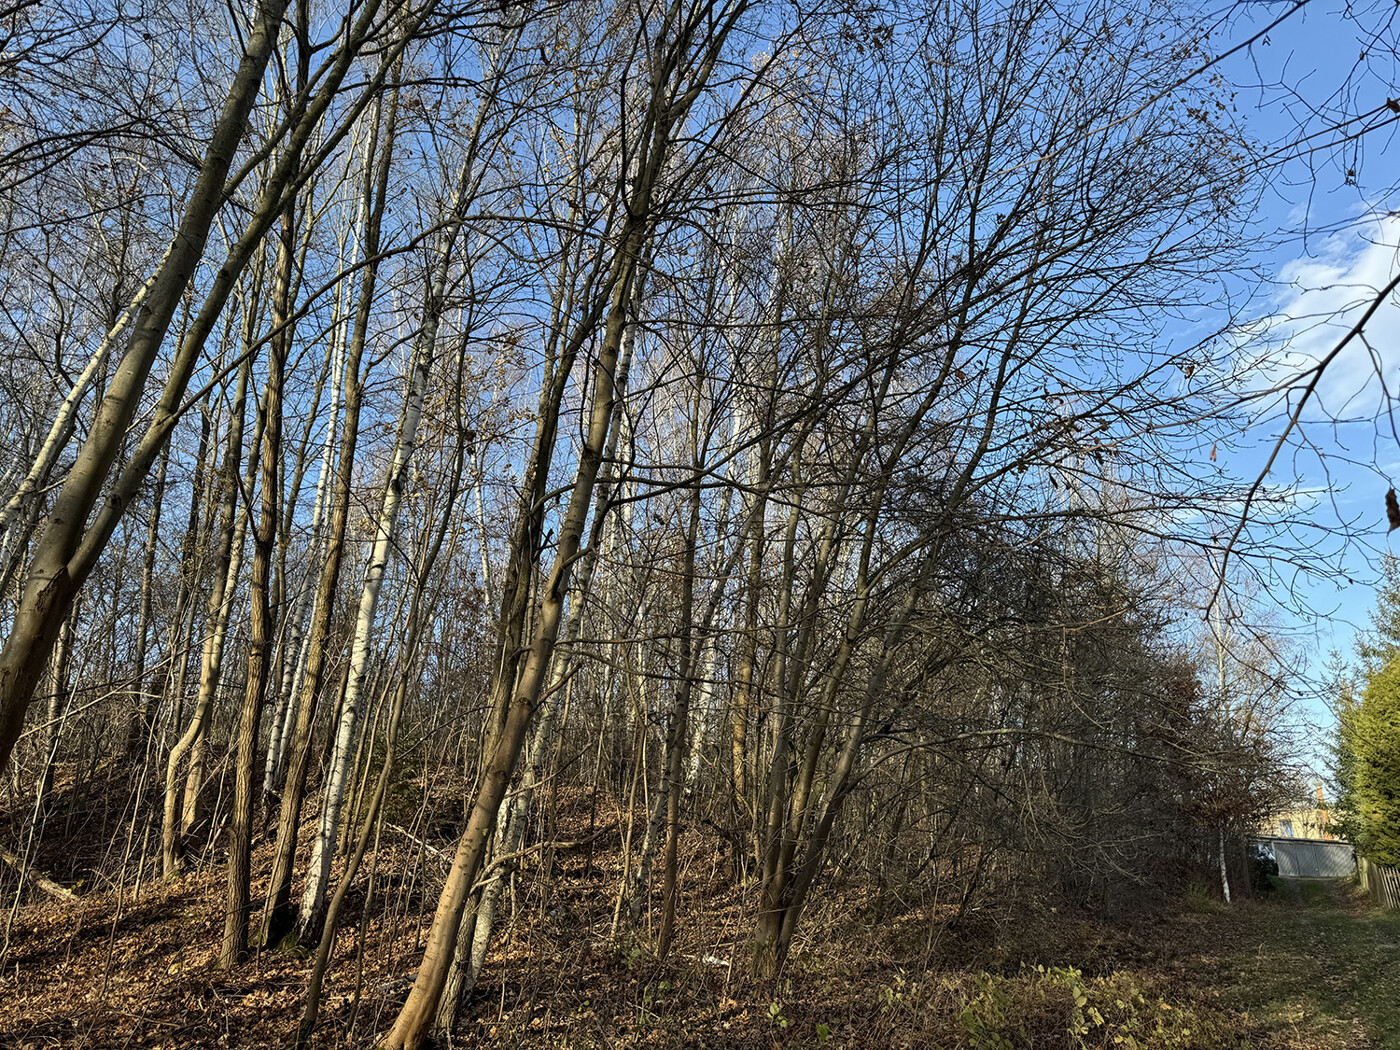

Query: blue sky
[[1209, 0, 1400, 742]]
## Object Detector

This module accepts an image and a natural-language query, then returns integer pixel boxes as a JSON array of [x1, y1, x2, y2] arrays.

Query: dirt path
[[1205, 878, 1400, 1049]]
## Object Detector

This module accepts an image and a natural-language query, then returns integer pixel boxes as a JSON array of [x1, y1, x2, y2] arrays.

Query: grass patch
[[1213, 878, 1400, 1049]]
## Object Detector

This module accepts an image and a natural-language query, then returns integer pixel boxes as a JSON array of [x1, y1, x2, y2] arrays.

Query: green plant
[[956, 966, 1234, 1049], [769, 1001, 789, 1030], [878, 968, 918, 1015], [1182, 880, 1223, 913]]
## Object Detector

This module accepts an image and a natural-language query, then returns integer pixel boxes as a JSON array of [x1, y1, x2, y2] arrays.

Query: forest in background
[[0, 0, 1387, 1045]]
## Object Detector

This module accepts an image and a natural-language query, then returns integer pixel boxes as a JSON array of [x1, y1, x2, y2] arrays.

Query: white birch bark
[[263, 288, 346, 797], [473, 443, 496, 611], [297, 157, 481, 938], [0, 266, 158, 553], [683, 369, 748, 787], [1219, 827, 1232, 904], [684, 642, 723, 787], [296, 331, 434, 938]]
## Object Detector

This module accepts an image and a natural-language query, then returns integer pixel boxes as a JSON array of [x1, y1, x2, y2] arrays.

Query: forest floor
[[0, 780, 1395, 1050], [1, 866, 1397, 1049], [1206, 876, 1400, 1050]]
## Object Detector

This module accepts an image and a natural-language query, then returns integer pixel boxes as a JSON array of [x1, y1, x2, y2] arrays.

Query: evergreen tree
[[1335, 659, 1400, 864], [1357, 554, 1400, 673], [1332, 556, 1400, 862]]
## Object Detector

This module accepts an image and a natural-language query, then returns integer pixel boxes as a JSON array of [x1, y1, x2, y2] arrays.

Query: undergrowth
[[953, 966, 1240, 1050]]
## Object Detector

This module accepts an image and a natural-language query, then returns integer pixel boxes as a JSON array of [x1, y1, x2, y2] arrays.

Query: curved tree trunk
[[0, 0, 293, 776]]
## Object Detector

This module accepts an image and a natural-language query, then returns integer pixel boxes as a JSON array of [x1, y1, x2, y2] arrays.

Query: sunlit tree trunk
[[0, 0, 293, 775], [261, 84, 398, 949], [434, 290, 643, 1034]]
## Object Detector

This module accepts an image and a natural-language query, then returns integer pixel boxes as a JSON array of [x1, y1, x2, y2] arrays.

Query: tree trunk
[[261, 84, 398, 948], [150, 409, 212, 755], [161, 345, 260, 878], [434, 288, 643, 1035], [0, 0, 293, 776], [657, 473, 702, 960], [221, 130, 299, 964], [125, 437, 170, 756], [1219, 827, 1232, 904], [264, 311, 341, 802], [34, 605, 76, 811]]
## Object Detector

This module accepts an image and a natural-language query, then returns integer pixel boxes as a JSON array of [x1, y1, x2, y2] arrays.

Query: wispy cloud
[[1240, 214, 1400, 422]]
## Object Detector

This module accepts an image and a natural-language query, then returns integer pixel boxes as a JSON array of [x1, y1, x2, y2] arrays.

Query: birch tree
[[379, 5, 764, 1043], [294, 19, 529, 942]]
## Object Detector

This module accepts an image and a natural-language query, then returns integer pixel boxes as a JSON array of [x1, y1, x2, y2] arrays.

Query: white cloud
[[1240, 214, 1400, 422]]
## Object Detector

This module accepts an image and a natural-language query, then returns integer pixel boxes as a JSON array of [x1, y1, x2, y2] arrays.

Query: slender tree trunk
[[161, 345, 259, 878], [264, 297, 342, 803], [34, 605, 76, 810], [125, 439, 169, 757], [261, 86, 398, 948], [1218, 827, 1232, 904], [221, 113, 300, 962], [0, 0, 292, 776], [729, 517, 762, 822], [260, 165, 327, 800], [657, 473, 703, 960], [150, 409, 212, 749]]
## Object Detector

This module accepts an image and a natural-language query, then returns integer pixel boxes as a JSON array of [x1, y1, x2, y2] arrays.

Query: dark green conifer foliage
[[1333, 555, 1400, 863]]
